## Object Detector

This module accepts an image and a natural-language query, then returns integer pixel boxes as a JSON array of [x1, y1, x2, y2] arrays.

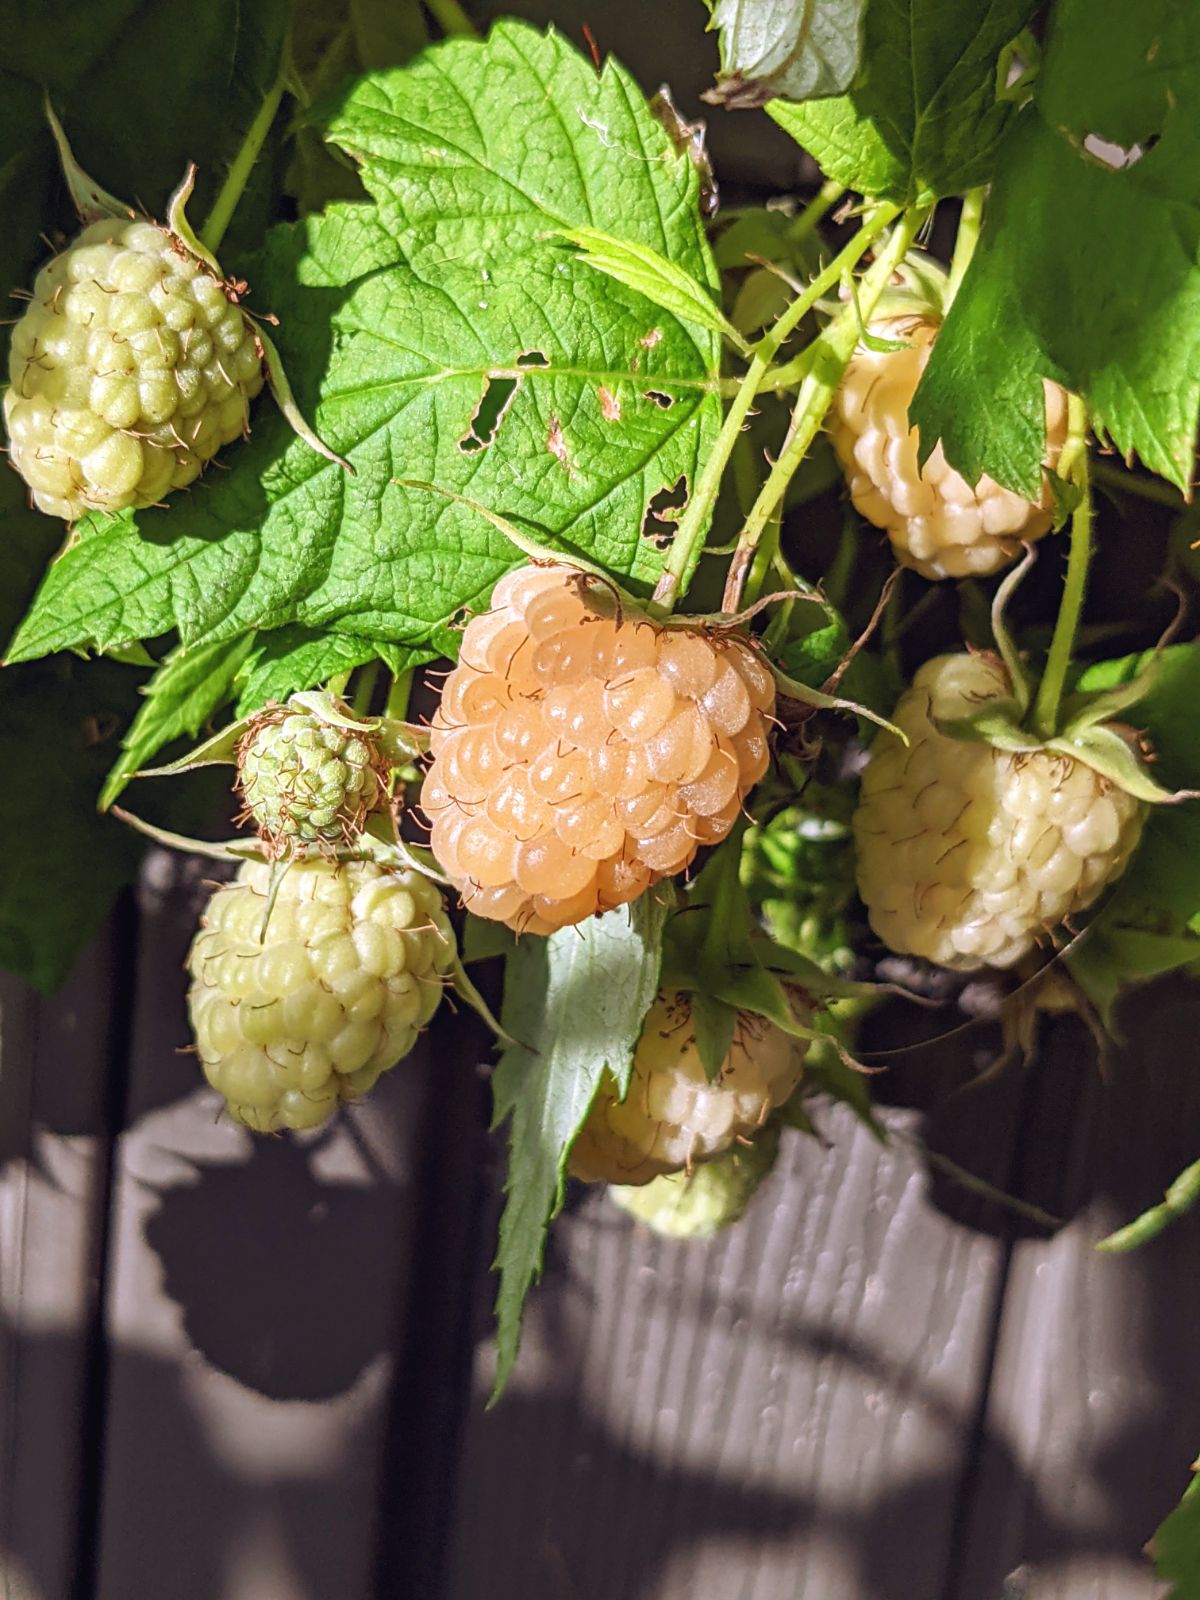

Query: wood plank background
[[5, 850, 1197, 1600]]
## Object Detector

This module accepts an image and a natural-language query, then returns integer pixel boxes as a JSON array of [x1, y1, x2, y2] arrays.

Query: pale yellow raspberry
[[569, 990, 807, 1185], [4, 218, 263, 520], [829, 315, 1068, 580], [187, 859, 454, 1132], [853, 652, 1145, 970]]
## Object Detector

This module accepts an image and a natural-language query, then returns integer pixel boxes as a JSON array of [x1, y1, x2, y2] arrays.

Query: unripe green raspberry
[[829, 315, 1069, 580], [187, 858, 454, 1132], [569, 989, 807, 1185], [4, 218, 264, 520], [742, 785, 857, 971], [237, 700, 386, 857], [609, 1122, 780, 1238], [853, 653, 1145, 970]]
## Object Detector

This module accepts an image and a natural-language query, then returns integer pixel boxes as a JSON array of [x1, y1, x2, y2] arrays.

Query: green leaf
[[235, 627, 413, 714], [99, 634, 256, 810], [0, 660, 143, 990], [911, 1, 1200, 497], [703, 0, 865, 109], [769, 0, 1040, 203], [10, 25, 722, 664], [1067, 645, 1200, 1020], [1152, 1471, 1200, 1598], [491, 892, 670, 1398]]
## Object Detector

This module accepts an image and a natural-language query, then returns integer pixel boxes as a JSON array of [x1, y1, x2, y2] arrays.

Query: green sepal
[[989, 549, 1036, 714], [935, 703, 1041, 751], [45, 98, 131, 223], [165, 162, 223, 276], [109, 806, 267, 863], [1043, 465, 1081, 531], [1057, 659, 1163, 737], [770, 662, 907, 740], [1045, 724, 1191, 807], [255, 320, 355, 474], [374, 716, 430, 763]]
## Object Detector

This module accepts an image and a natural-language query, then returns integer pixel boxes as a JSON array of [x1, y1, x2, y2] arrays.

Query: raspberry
[[829, 315, 1069, 580], [423, 565, 775, 933], [742, 783, 858, 970], [237, 699, 386, 857], [4, 218, 264, 520], [187, 858, 454, 1132], [609, 1122, 780, 1238], [853, 653, 1145, 970], [568, 990, 807, 1185]]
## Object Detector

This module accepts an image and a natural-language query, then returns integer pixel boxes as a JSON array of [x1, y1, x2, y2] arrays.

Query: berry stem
[[201, 47, 290, 255], [425, 0, 478, 36], [1031, 393, 1092, 740], [351, 661, 381, 718], [721, 207, 928, 614], [1090, 457, 1185, 509], [786, 178, 846, 250], [1096, 1156, 1200, 1252], [386, 668, 414, 721], [649, 201, 902, 614], [945, 186, 986, 305]]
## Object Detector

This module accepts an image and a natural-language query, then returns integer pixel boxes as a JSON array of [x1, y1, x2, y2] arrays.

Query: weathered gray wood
[[446, 1103, 1010, 1600], [0, 932, 118, 1600], [90, 850, 436, 1600], [949, 990, 1200, 1600]]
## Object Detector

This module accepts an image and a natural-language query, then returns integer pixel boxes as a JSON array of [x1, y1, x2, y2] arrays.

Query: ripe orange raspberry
[[422, 565, 775, 933], [829, 315, 1069, 580], [569, 990, 806, 1185]]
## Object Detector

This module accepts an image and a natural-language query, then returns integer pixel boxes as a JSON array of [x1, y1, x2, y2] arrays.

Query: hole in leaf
[[459, 375, 519, 452], [644, 390, 675, 410], [517, 349, 550, 368], [1082, 130, 1159, 169], [641, 475, 688, 546]]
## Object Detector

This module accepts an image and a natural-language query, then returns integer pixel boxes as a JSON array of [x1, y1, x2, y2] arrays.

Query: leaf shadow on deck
[[0, 1321, 385, 1600]]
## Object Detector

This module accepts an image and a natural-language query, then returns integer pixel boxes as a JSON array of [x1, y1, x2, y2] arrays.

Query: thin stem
[[201, 49, 290, 255], [1091, 456, 1186, 508], [721, 208, 926, 613], [351, 660, 382, 719], [1097, 1157, 1200, 1253], [650, 201, 901, 614], [327, 670, 353, 699], [424, 0, 478, 35], [743, 509, 782, 606], [386, 668, 414, 721], [945, 186, 985, 305], [787, 178, 846, 250], [1031, 393, 1092, 740]]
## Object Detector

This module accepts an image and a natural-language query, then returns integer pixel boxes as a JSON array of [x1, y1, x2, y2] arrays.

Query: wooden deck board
[[948, 990, 1200, 1600], [0, 931, 119, 1600], [445, 1104, 1011, 1600], [88, 851, 437, 1600]]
